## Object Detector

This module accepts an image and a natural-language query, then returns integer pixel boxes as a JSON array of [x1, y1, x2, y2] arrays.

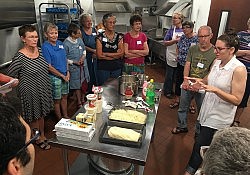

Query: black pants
[[186, 123, 217, 174], [174, 63, 184, 96]]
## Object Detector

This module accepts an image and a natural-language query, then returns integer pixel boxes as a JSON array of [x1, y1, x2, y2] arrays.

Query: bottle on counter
[[146, 79, 155, 105]]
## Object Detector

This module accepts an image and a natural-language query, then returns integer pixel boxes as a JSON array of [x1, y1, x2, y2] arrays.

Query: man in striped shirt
[[233, 17, 250, 126]]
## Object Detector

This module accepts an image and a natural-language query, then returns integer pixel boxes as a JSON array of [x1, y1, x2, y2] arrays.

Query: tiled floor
[[33, 60, 250, 175]]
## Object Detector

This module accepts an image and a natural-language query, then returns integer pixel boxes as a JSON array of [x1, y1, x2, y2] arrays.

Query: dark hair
[[0, 102, 30, 175], [18, 24, 37, 37], [218, 29, 239, 53], [129, 14, 142, 26], [102, 13, 116, 27], [182, 21, 194, 28], [67, 23, 80, 36]]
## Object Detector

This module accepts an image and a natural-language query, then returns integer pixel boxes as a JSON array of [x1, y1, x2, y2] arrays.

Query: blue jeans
[[177, 89, 204, 129], [163, 64, 177, 95], [186, 122, 217, 174], [97, 69, 122, 86]]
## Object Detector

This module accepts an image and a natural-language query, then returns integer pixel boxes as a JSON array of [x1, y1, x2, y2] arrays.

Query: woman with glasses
[[169, 21, 198, 109], [163, 12, 184, 99], [123, 14, 149, 75], [63, 23, 90, 108], [184, 31, 247, 175], [96, 13, 124, 85], [8, 24, 52, 150], [80, 13, 98, 93]]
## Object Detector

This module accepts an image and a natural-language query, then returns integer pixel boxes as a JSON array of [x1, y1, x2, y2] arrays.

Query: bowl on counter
[[118, 75, 139, 96]]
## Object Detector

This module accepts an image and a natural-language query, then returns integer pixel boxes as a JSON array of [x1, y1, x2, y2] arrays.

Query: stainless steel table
[[49, 79, 162, 175]]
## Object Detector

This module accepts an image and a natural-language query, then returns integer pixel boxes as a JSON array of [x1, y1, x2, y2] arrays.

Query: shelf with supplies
[[39, 1, 81, 42]]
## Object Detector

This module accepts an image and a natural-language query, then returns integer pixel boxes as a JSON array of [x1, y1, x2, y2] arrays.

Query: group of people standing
[[2, 13, 149, 151], [162, 13, 250, 175]]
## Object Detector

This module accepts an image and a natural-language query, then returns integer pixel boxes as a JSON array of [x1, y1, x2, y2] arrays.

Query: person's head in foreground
[[202, 127, 250, 175], [0, 102, 38, 175]]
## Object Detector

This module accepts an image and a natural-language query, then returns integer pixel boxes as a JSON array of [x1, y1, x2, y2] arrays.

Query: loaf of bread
[[108, 126, 141, 142], [109, 109, 146, 124]]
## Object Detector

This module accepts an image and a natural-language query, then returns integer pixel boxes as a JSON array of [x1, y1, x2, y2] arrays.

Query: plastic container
[[142, 80, 148, 100], [146, 79, 155, 105], [124, 86, 134, 100], [86, 94, 97, 108]]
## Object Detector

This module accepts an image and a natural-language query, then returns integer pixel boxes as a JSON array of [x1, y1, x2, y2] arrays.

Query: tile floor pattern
[[33, 60, 250, 175]]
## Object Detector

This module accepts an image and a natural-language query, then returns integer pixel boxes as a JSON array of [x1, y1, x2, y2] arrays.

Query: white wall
[[191, 0, 212, 32]]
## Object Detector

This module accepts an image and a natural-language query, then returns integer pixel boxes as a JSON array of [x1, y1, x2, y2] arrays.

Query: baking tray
[[99, 120, 145, 148], [108, 107, 147, 125]]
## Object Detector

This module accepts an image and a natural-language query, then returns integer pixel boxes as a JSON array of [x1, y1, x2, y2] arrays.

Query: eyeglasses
[[16, 128, 40, 155], [183, 26, 191, 29], [213, 46, 230, 52], [198, 34, 211, 38], [3, 128, 40, 163]]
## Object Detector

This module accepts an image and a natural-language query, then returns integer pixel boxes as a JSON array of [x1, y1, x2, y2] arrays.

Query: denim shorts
[[50, 75, 69, 100], [123, 63, 145, 75]]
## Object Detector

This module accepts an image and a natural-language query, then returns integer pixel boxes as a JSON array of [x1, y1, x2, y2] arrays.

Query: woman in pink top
[[123, 14, 149, 75]]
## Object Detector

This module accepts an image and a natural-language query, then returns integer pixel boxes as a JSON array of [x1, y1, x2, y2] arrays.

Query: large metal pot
[[118, 75, 139, 96]]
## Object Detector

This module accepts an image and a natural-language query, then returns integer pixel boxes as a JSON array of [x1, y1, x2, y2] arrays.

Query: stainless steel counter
[[49, 79, 162, 175]]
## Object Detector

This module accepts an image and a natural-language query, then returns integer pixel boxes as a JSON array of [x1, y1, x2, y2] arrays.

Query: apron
[[166, 27, 183, 67]]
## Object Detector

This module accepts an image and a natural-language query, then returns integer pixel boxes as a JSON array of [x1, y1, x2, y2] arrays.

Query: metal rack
[[39, 1, 81, 42]]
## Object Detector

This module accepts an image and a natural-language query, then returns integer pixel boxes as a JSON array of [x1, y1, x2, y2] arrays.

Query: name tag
[[103, 38, 107, 42], [248, 43, 250, 47], [197, 62, 204, 68], [79, 46, 82, 50], [92, 33, 96, 36], [137, 40, 142, 45], [59, 45, 64, 49]]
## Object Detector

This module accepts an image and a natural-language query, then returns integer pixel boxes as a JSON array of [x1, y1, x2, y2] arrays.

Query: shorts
[[50, 75, 69, 100], [238, 73, 250, 108], [123, 63, 145, 75]]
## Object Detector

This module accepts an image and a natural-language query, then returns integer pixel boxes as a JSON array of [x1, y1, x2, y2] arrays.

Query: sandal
[[169, 102, 179, 109], [189, 105, 196, 114], [231, 121, 240, 127], [171, 127, 188, 134], [36, 141, 51, 150]]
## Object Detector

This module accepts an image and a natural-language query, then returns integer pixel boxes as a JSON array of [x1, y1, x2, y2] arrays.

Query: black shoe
[[165, 93, 173, 99]]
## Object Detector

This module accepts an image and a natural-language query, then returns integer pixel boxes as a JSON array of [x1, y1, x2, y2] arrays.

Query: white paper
[[0, 79, 18, 94]]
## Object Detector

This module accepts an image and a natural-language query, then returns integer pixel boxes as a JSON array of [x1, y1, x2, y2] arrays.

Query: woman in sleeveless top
[[80, 13, 98, 92], [184, 31, 247, 175], [96, 13, 124, 85]]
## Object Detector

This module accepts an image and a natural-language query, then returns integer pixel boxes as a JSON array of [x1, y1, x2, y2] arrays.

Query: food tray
[[108, 107, 147, 125], [99, 120, 145, 148]]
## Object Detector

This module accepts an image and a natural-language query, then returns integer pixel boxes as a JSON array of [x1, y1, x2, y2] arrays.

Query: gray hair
[[43, 22, 58, 33], [79, 13, 92, 26], [198, 25, 212, 34], [202, 127, 250, 175]]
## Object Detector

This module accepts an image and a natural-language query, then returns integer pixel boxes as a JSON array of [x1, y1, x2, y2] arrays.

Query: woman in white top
[[184, 31, 247, 175]]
